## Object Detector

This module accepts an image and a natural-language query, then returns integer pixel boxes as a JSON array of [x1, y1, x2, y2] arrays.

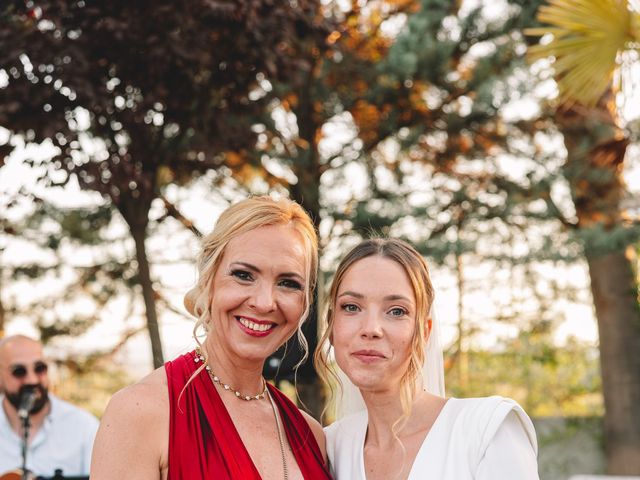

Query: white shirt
[[0, 394, 99, 477], [325, 396, 539, 480]]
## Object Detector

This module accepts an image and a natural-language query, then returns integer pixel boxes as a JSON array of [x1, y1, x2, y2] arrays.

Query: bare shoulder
[[91, 367, 169, 480], [104, 368, 168, 423], [300, 409, 327, 462]]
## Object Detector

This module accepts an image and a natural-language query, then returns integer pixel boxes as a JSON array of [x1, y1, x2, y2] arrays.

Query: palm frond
[[525, 0, 640, 107]]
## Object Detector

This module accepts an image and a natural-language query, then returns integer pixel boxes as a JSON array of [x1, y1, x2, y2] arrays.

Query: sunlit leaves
[[350, 99, 385, 144], [527, 0, 640, 107]]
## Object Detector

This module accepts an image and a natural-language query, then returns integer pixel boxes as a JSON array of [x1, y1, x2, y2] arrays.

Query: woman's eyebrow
[[384, 294, 413, 303], [231, 261, 304, 281], [280, 272, 305, 281], [338, 291, 413, 303], [231, 261, 260, 272], [338, 290, 364, 298]]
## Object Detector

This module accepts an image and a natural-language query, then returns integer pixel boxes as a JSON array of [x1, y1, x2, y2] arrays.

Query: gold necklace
[[268, 389, 289, 480], [194, 348, 267, 401]]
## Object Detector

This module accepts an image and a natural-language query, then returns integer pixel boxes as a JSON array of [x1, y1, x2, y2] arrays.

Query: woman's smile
[[235, 315, 277, 337]]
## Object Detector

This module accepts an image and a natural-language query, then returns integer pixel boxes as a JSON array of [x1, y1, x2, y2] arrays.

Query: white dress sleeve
[[475, 410, 540, 479], [324, 411, 369, 480]]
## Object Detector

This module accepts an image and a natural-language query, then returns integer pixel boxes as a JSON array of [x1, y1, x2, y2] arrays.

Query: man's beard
[[6, 384, 49, 415]]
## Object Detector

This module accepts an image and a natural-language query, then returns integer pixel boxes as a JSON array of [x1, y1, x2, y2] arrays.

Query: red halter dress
[[165, 351, 333, 479]]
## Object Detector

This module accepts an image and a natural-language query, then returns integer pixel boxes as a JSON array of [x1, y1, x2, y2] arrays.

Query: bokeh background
[[1, 0, 639, 478]]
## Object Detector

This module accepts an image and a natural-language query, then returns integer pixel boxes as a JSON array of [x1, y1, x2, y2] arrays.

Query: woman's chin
[[223, 342, 276, 365], [344, 371, 386, 391]]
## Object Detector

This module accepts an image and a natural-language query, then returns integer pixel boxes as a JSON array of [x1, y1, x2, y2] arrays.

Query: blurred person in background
[[91, 196, 332, 480], [316, 238, 539, 479], [0, 335, 99, 479]]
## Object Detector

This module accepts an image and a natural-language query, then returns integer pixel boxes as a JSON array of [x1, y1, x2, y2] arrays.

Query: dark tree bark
[[557, 98, 640, 474], [0, 265, 5, 337], [587, 252, 640, 473], [286, 63, 325, 418], [130, 221, 164, 369]]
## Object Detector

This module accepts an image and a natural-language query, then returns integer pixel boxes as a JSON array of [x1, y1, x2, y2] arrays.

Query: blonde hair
[[185, 195, 318, 365], [315, 238, 434, 431]]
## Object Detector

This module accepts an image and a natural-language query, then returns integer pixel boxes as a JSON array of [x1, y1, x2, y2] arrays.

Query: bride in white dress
[[315, 238, 539, 480]]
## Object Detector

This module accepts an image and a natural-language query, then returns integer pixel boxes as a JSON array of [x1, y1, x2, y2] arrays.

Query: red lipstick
[[235, 316, 276, 338]]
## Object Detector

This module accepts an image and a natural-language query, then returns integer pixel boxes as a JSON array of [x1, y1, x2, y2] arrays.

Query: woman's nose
[[248, 285, 276, 313], [360, 311, 383, 338]]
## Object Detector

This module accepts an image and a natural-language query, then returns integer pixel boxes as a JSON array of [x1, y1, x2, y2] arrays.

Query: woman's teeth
[[238, 317, 274, 332]]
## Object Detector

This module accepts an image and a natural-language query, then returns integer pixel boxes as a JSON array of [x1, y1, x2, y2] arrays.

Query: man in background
[[0, 335, 99, 479]]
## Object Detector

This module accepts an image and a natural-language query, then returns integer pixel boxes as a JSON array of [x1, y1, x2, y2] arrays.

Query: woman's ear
[[184, 287, 199, 316], [424, 316, 433, 341]]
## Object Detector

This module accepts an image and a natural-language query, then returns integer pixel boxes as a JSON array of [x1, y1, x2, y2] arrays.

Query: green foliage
[[1, 199, 136, 341], [54, 361, 133, 418], [577, 223, 640, 257], [23, 203, 114, 246], [446, 339, 603, 417]]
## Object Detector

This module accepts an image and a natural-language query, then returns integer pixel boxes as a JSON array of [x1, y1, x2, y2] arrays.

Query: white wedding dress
[[325, 395, 539, 480]]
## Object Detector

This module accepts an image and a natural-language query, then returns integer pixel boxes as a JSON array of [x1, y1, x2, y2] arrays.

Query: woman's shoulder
[[92, 367, 170, 478], [448, 395, 520, 415], [299, 410, 328, 461], [324, 410, 368, 442], [323, 411, 367, 476], [104, 367, 169, 422], [448, 396, 533, 428], [445, 396, 538, 456]]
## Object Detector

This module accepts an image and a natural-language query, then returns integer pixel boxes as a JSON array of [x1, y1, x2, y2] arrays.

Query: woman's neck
[[361, 389, 444, 448], [200, 337, 265, 394]]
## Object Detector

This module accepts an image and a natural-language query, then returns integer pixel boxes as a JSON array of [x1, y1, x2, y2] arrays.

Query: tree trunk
[[290, 158, 323, 417], [116, 190, 165, 370], [296, 297, 324, 418], [587, 251, 640, 473], [557, 98, 640, 474], [130, 222, 165, 369], [0, 263, 5, 337], [289, 67, 324, 418]]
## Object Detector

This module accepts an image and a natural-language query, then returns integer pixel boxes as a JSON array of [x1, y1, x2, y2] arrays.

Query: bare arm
[[91, 370, 169, 480]]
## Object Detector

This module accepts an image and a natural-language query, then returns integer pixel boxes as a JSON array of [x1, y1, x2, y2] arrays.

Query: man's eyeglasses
[[9, 361, 48, 379]]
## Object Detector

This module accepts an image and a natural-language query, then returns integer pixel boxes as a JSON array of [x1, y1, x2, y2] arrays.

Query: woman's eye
[[279, 278, 303, 290], [231, 269, 253, 281], [341, 303, 359, 313], [389, 307, 407, 317]]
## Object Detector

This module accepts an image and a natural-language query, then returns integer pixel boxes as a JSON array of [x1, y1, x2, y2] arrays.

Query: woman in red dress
[[91, 196, 332, 480]]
